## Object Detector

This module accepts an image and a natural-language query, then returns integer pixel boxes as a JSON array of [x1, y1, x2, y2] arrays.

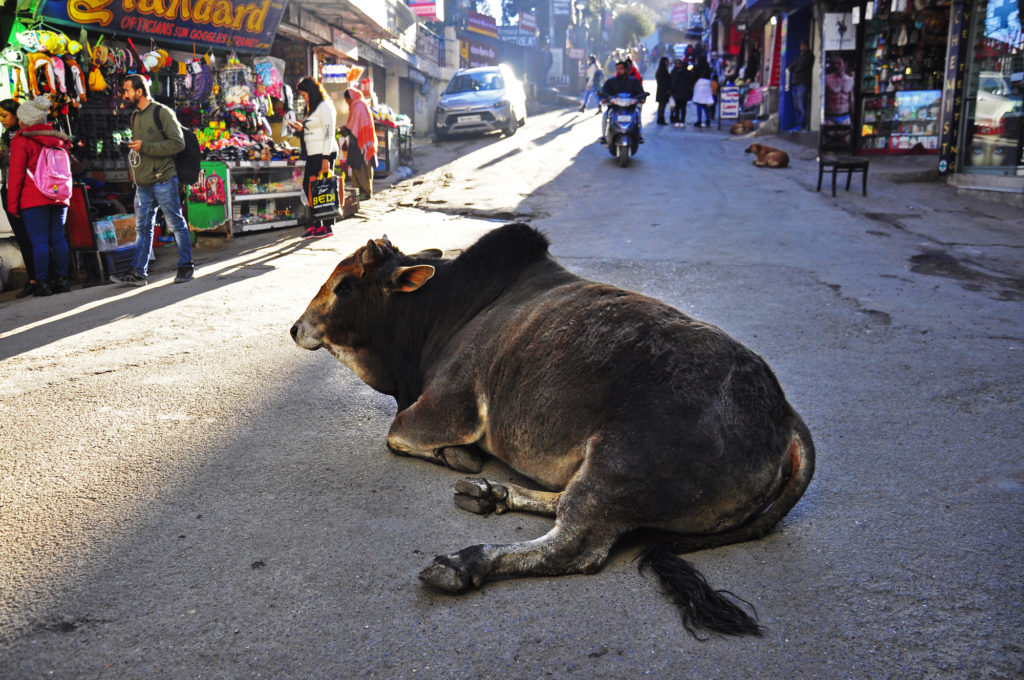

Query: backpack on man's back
[[152, 105, 202, 186]]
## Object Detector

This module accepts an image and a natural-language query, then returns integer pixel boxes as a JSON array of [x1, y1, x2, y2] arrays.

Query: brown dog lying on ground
[[731, 120, 755, 134], [745, 142, 790, 168]]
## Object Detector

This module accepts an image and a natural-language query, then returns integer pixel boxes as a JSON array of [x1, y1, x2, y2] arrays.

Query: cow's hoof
[[454, 477, 508, 514], [440, 446, 483, 473], [418, 555, 481, 593]]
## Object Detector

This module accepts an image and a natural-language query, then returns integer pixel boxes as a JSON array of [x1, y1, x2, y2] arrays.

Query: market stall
[[0, 0, 378, 278]]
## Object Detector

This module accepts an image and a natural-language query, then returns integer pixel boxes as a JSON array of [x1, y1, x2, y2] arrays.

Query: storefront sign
[[567, 47, 584, 60], [409, 0, 443, 23], [671, 2, 689, 26], [938, 0, 968, 174], [719, 85, 740, 119], [466, 11, 498, 39], [332, 28, 359, 61], [498, 26, 537, 47], [519, 11, 537, 32], [459, 37, 497, 68], [552, 0, 570, 17], [41, 0, 288, 53]]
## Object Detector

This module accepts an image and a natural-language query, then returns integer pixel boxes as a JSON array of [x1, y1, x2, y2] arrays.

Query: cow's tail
[[638, 416, 815, 638], [638, 546, 762, 638]]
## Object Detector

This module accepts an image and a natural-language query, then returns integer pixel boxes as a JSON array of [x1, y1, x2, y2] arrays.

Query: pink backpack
[[26, 139, 73, 202]]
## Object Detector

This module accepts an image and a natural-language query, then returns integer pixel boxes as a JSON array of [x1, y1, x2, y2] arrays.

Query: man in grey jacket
[[110, 74, 194, 286]]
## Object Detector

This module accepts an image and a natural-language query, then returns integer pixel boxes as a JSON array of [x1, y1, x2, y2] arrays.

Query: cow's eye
[[334, 278, 355, 295]]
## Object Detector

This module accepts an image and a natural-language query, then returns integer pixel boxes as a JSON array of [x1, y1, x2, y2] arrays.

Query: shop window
[[960, 0, 1023, 174]]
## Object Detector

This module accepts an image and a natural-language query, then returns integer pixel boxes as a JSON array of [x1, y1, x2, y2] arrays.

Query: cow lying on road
[[291, 224, 815, 637]]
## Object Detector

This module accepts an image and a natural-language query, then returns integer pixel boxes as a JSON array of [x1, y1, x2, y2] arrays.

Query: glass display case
[[860, 90, 941, 154]]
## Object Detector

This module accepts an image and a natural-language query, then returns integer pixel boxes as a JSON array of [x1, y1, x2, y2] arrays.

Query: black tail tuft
[[638, 544, 763, 639]]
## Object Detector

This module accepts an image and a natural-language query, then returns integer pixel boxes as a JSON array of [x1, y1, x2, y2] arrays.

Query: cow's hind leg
[[419, 516, 620, 593], [454, 477, 560, 516]]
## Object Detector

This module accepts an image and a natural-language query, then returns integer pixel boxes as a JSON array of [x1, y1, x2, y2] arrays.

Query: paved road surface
[[1, 99, 1022, 678]]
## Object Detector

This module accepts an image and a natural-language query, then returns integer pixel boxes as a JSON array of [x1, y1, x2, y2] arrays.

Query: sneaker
[[579, 105, 585, 112], [110, 270, 148, 287], [598, 136, 607, 144], [53, 277, 71, 293], [639, 136, 645, 143], [16, 282, 37, 298], [174, 266, 194, 283], [33, 281, 52, 297], [301, 225, 318, 240], [312, 225, 333, 239], [358, 191, 372, 201]]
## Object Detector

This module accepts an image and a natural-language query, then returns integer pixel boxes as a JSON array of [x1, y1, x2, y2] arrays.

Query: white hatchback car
[[434, 64, 527, 140]]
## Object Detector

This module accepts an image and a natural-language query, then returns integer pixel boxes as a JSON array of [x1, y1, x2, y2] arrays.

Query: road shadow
[[0, 234, 312, 361]]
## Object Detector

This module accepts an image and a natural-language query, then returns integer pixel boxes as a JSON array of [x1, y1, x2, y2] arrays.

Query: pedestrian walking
[[341, 87, 377, 203], [5, 95, 72, 297], [692, 59, 715, 128], [290, 76, 339, 239], [111, 75, 194, 286], [669, 59, 695, 127], [0, 97, 37, 298], [580, 55, 603, 113], [654, 57, 671, 125]]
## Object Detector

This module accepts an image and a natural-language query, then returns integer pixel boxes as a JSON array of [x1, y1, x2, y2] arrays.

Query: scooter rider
[[599, 61, 647, 145]]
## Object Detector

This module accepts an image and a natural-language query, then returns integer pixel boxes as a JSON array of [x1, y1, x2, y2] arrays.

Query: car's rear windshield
[[446, 72, 504, 94]]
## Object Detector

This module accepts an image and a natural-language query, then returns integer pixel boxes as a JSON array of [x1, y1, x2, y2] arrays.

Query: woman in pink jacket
[[7, 96, 72, 296]]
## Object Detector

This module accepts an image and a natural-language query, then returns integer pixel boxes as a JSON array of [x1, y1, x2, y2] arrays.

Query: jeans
[[132, 176, 191, 276], [22, 204, 69, 282], [582, 86, 599, 110], [697, 104, 713, 126], [792, 84, 808, 128]]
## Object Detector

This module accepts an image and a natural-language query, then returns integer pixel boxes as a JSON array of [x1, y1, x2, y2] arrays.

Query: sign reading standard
[[41, 0, 288, 53]]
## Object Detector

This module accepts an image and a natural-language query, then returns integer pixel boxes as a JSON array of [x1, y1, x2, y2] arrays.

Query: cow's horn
[[362, 239, 384, 265]]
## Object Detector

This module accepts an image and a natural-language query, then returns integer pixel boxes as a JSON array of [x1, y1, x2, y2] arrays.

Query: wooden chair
[[816, 124, 869, 197]]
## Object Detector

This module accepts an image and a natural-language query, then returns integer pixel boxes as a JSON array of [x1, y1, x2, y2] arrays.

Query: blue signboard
[[40, 0, 289, 53]]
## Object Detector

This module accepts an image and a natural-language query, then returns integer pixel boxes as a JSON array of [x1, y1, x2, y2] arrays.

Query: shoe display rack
[[187, 160, 307, 237]]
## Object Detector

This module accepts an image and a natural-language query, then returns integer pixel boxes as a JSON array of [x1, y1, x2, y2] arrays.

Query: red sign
[[519, 11, 537, 32], [409, 0, 443, 23], [671, 2, 690, 25], [466, 10, 498, 39]]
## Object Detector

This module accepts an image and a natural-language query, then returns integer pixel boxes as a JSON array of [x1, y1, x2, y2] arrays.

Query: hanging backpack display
[[151, 105, 201, 185]]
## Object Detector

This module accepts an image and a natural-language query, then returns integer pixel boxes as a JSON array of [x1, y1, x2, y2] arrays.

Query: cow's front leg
[[418, 519, 618, 593], [386, 392, 484, 473], [454, 478, 560, 516]]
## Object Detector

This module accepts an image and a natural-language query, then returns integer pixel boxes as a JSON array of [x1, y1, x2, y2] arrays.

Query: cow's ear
[[362, 240, 384, 267], [391, 265, 435, 293], [409, 248, 443, 259]]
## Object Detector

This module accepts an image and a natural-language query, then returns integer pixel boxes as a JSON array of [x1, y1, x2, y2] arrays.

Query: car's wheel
[[503, 108, 519, 136]]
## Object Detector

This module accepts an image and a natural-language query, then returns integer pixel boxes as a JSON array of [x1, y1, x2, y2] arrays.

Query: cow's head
[[291, 237, 437, 392]]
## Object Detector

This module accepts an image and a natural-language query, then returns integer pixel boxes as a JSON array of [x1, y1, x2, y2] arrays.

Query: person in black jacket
[[598, 61, 647, 144], [654, 57, 671, 125], [669, 59, 697, 127], [787, 40, 814, 130]]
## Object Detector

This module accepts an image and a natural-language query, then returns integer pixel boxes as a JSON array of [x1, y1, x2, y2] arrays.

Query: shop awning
[[733, 0, 813, 21], [297, 0, 394, 41]]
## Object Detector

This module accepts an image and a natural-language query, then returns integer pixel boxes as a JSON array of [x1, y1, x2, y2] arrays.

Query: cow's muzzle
[[290, 318, 323, 350]]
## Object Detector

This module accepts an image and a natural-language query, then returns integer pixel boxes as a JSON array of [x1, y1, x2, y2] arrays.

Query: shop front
[[956, 0, 1023, 176], [0, 0, 404, 285], [857, 0, 950, 154]]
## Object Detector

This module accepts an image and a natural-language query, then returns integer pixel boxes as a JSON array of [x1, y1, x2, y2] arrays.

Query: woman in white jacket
[[290, 77, 338, 239]]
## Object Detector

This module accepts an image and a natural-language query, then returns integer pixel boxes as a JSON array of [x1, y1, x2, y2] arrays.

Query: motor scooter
[[602, 95, 645, 167]]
